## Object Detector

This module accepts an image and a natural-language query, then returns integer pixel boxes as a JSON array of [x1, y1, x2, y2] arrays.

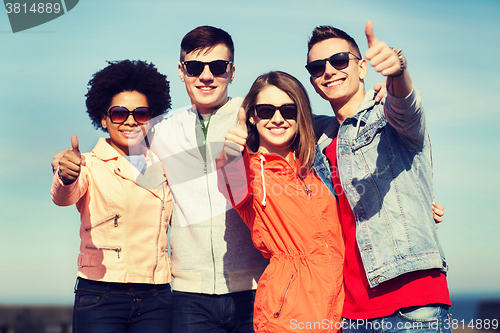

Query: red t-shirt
[[326, 137, 451, 319]]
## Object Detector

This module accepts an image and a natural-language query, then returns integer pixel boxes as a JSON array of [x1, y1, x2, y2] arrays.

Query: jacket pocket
[[85, 214, 120, 231], [273, 273, 295, 318], [85, 245, 122, 259]]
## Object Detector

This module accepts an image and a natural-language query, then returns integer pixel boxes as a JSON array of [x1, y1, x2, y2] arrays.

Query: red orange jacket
[[217, 149, 344, 332]]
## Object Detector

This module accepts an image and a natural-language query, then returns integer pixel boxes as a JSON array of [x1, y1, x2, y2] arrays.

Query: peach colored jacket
[[218, 149, 345, 332], [51, 138, 173, 284]]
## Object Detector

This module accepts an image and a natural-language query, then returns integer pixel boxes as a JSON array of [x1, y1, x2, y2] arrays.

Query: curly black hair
[[85, 60, 171, 132]]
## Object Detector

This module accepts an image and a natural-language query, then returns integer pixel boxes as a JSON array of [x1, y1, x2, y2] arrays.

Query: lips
[[324, 78, 345, 88], [268, 127, 288, 135], [120, 129, 142, 139], [197, 86, 216, 93]]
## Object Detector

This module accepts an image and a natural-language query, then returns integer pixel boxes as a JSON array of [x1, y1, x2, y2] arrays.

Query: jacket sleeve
[[216, 148, 252, 210], [384, 87, 426, 150], [51, 165, 90, 207]]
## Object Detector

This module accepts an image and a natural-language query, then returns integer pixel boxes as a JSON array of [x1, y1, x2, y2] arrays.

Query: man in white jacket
[[151, 26, 268, 333]]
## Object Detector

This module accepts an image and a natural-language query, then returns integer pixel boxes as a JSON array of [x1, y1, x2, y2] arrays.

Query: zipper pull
[[114, 214, 119, 227], [115, 247, 121, 259]]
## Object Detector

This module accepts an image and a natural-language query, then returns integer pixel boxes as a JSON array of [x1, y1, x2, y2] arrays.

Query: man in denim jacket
[[307, 22, 452, 332]]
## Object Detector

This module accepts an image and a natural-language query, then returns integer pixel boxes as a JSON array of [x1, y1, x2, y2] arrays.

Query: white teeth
[[270, 128, 286, 134], [326, 80, 343, 87]]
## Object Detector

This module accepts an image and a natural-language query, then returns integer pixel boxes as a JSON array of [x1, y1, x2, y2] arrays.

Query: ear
[[229, 63, 235, 83], [358, 59, 368, 80], [178, 62, 185, 82], [101, 114, 107, 129], [249, 116, 255, 125]]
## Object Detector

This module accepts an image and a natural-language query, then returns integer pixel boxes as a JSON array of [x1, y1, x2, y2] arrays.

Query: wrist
[[390, 48, 407, 77], [58, 169, 75, 185]]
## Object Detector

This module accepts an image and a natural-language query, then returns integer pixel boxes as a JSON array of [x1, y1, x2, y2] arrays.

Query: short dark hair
[[180, 26, 234, 62], [242, 71, 316, 173], [85, 60, 171, 132], [307, 26, 361, 58]]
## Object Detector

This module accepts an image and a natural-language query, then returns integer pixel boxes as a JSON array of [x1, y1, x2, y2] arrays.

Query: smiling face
[[178, 44, 235, 114], [308, 38, 367, 118], [101, 90, 151, 156], [249, 85, 298, 158]]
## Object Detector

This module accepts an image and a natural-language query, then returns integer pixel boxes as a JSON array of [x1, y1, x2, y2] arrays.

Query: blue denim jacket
[[314, 89, 447, 288]]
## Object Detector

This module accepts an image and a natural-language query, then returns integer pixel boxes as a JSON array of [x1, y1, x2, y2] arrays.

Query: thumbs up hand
[[224, 107, 248, 160], [364, 21, 401, 77], [58, 135, 85, 184]]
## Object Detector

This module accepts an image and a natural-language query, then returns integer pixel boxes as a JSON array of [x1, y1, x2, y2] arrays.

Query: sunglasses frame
[[107, 106, 151, 124], [305, 52, 361, 77], [254, 103, 298, 120], [182, 60, 233, 77]]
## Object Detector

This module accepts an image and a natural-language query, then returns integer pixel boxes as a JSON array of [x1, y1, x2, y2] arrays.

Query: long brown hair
[[242, 71, 316, 173]]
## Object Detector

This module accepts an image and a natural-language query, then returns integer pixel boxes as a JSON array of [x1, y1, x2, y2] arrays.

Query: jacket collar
[[92, 138, 166, 191]]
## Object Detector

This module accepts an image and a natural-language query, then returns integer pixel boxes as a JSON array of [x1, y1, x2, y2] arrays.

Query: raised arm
[[216, 107, 252, 209], [364, 21, 425, 149], [51, 135, 89, 206], [364, 21, 412, 98]]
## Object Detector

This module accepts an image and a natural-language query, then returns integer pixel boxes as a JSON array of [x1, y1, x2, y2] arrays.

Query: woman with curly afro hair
[[51, 60, 174, 333]]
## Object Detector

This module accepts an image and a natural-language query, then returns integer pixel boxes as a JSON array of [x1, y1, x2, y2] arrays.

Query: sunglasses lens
[[109, 107, 129, 123], [185, 61, 204, 76], [255, 105, 276, 119], [209, 60, 229, 76], [306, 60, 327, 77], [134, 107, 151, 123], [279, 105, 297, 119], [329, 53, 350, 70]]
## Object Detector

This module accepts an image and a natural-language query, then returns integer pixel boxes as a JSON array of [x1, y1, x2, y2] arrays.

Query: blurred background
[[1, 0, 499, 331]]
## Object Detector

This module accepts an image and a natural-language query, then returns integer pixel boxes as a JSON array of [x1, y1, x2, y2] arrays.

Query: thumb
[[237, 107, 247, 131], [71, 134, 81, 158], [365, 21, 378, 48]]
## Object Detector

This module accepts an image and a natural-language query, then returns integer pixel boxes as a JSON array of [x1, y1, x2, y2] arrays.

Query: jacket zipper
[[85, 214, 120, 231], [152, 197, 165, 284], [85, 245, 122, 259], [274, 274, 294, 318]]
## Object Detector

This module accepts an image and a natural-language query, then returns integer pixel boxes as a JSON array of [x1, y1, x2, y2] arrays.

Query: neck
[[194, 97, 229, 115], [330, 88, 366, 124], [259, 145, 292, 162]]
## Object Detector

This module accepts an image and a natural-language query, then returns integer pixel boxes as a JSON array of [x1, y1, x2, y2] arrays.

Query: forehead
[[307, 38, 351, 62], [184, 44, 232, 62], [110, 91, 148, 107], [256, 85, 293, 105]]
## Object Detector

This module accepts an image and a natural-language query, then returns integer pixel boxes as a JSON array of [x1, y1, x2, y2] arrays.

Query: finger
[[71, 135, 81, 158], [237, 107, 247, 131], [52, 148, 70, 173], [365, 21, 378, 48], [81, 155, 86, 167]]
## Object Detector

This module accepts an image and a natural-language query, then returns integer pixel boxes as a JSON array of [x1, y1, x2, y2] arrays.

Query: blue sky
[[1, 0, 499, 305]]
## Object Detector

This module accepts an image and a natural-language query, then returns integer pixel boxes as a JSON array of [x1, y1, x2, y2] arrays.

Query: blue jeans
[[342, 304, 452, 333], [171, 290, 255, 333], [73, 277, 172, 333]]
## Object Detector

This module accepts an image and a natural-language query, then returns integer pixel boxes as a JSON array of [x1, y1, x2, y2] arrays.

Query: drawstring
[[259, 155, 267, 207]]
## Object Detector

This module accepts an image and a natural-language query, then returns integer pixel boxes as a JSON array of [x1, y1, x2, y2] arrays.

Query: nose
[[123, 113, 137, 126], [323, 60, 337, 77], [199, 64, 214, 80], [270, 110, 285, 124]]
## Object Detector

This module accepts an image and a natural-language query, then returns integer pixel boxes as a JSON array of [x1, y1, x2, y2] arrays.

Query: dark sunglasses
[[107, 106, 151, 124], [254, 104, 297, 120], [182, 60, 232, 76], [305, 52, 361, 77]]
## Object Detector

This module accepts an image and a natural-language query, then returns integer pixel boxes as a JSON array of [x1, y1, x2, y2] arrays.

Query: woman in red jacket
[[217, 71, 344, 332]]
